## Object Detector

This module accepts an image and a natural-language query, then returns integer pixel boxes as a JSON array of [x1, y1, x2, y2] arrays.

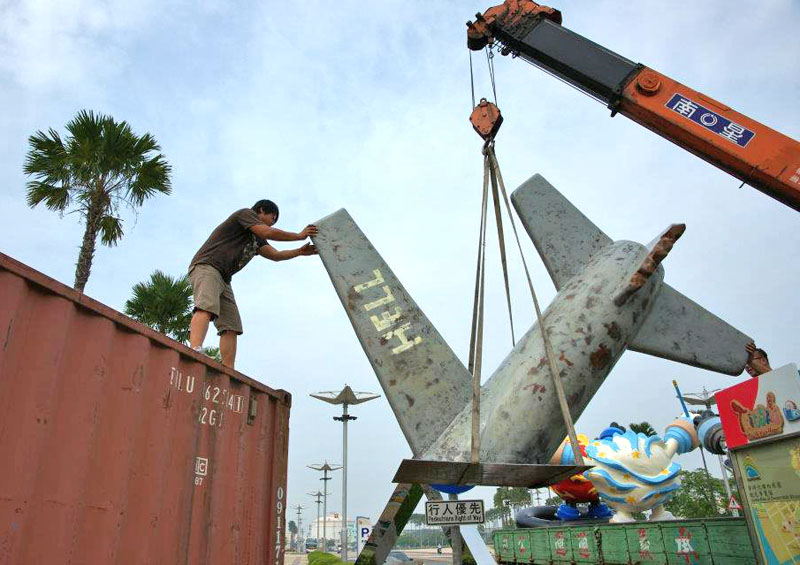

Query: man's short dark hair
[[252, 199, 279, 222], [755, 348, 769, 363]]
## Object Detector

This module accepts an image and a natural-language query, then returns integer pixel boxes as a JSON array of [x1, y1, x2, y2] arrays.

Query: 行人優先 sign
[[425, 500, 484, 525]]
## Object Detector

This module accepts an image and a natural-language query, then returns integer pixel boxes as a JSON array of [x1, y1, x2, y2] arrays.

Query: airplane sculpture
[[312, 174, 751, 469]]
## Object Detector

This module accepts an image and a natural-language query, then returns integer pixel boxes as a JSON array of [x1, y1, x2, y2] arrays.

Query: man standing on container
[[188, 199, 318, 368]]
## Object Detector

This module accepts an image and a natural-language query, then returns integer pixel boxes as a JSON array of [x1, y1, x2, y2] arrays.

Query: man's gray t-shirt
[[190, 209, 268, 283]]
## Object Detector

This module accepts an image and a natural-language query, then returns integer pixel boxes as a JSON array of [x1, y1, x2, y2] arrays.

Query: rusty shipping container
[[0, 252, 290, 565]]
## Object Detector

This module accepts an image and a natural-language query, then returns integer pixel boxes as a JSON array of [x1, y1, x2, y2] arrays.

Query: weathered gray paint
[[512, 175, 751, 376], [313, 174, 751, 470], [312, 211, 472, 457], [511, 173, 612, 290], [627, 284, 750, 373], [422, 239, 662, 464]]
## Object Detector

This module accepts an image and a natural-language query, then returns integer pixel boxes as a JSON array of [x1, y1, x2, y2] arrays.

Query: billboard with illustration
[[717, 363, 800, 564]]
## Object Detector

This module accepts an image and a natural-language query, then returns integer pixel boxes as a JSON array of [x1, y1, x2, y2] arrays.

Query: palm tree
[[629, 421, 657, 436], [288, 520, 298, 551], [203, 346, 222, 362], [125, 270, 193, 342], [124, 270, 224, 361], [24, 109, 171, 292]]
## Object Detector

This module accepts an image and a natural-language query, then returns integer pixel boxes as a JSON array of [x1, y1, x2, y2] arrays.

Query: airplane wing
[[629, 283, 751, 375]]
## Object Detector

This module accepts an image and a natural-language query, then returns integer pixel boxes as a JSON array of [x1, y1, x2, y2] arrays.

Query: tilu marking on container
[[169, 367, 195, 393], [169, 369, 245, 428], [353, 269, 422, 355], [198, 406, 223, 428], [203, 383, 245, 414]]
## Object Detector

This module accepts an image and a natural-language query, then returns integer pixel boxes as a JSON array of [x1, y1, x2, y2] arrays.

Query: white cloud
[[0, 0, 157, 89]]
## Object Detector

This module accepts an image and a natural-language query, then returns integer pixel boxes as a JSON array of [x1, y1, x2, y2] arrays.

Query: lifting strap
[[466, 45, 583, 466], [484, 144, 584, 466], [467, 152, 490, 463]]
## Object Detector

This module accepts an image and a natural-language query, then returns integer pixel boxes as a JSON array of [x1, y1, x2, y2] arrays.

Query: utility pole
[[309, 462, 342, 553], [308, 491, 323, 547], [292, 504, 304, 551], [311, 386, 380, 562]]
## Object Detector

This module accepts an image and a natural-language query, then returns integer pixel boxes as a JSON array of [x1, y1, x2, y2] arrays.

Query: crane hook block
[[470, 98, 503, 141]]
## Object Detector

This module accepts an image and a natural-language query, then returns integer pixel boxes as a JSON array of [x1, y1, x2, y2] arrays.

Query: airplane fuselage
[[423, 240, 663, 464]]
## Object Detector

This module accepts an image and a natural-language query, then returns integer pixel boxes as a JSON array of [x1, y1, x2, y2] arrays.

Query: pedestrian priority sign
[[425, 500, 484, 525]]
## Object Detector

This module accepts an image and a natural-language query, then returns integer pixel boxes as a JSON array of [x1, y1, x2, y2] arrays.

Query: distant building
[[307, 513, 359, 547]]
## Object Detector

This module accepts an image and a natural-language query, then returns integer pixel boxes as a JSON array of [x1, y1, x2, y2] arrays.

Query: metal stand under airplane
[[355, 458, 587, 565]]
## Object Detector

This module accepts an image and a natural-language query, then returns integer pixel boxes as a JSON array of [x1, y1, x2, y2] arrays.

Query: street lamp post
[[311, 385, 380, 561], [308, 491, 323, 547], [308, 462, 342, 554], [292, 504, 304, 551]]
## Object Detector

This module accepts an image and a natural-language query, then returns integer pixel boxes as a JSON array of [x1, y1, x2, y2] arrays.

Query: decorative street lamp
[[311, 385, 380, 561], [292, 504, 304, 551], [308, 461, 342, 553], [307, 491, 324, 546]]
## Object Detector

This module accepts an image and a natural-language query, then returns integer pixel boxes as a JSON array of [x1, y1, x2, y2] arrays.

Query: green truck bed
[[493, 517, 756, 564]]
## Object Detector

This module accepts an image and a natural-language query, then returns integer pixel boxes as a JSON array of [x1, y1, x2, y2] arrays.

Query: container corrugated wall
[[0, 252, 290, 565]]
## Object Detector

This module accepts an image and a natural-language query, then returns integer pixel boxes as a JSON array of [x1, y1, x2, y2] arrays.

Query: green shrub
[[307, 551, 345, 565]]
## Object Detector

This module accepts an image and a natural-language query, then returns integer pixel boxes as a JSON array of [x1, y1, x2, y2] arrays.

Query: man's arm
[[249, 224, 318, 242], [258, 242, 318, 262]]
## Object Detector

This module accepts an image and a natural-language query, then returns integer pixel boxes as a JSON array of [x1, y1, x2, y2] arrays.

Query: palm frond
[[124, 270, 193, 342], [98, 215, 124, 246], [23, 128, 70, 181], [65, 110, 103, 143], [99, 118, 136, 174], [65, 110, 104, 178], [26, 181, 71, 211], [133, 132, 161, 155], [128, 154, 172, 204]]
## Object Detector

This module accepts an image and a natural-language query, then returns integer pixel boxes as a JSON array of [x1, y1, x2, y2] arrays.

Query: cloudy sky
[[1, 0, 798, 533]]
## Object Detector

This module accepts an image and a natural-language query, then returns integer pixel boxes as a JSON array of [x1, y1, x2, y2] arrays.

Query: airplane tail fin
[[312, 209, 473, 456], [510, 174, 613, 290]]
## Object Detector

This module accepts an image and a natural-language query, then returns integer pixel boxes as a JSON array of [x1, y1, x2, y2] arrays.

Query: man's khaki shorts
[[188, 264, 243, 335]]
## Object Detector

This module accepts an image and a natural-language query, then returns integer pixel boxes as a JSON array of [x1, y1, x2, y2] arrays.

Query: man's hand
[[298, 242, 318, 256], [258, 242, 317, 261], [299, 224, 318, 239]]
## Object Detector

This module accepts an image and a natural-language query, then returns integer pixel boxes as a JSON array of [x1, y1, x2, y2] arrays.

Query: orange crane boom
[[467, 1, 800, 212]]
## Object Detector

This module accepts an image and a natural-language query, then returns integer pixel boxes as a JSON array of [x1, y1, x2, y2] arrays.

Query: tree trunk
[[74, 203, 101, 292]]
